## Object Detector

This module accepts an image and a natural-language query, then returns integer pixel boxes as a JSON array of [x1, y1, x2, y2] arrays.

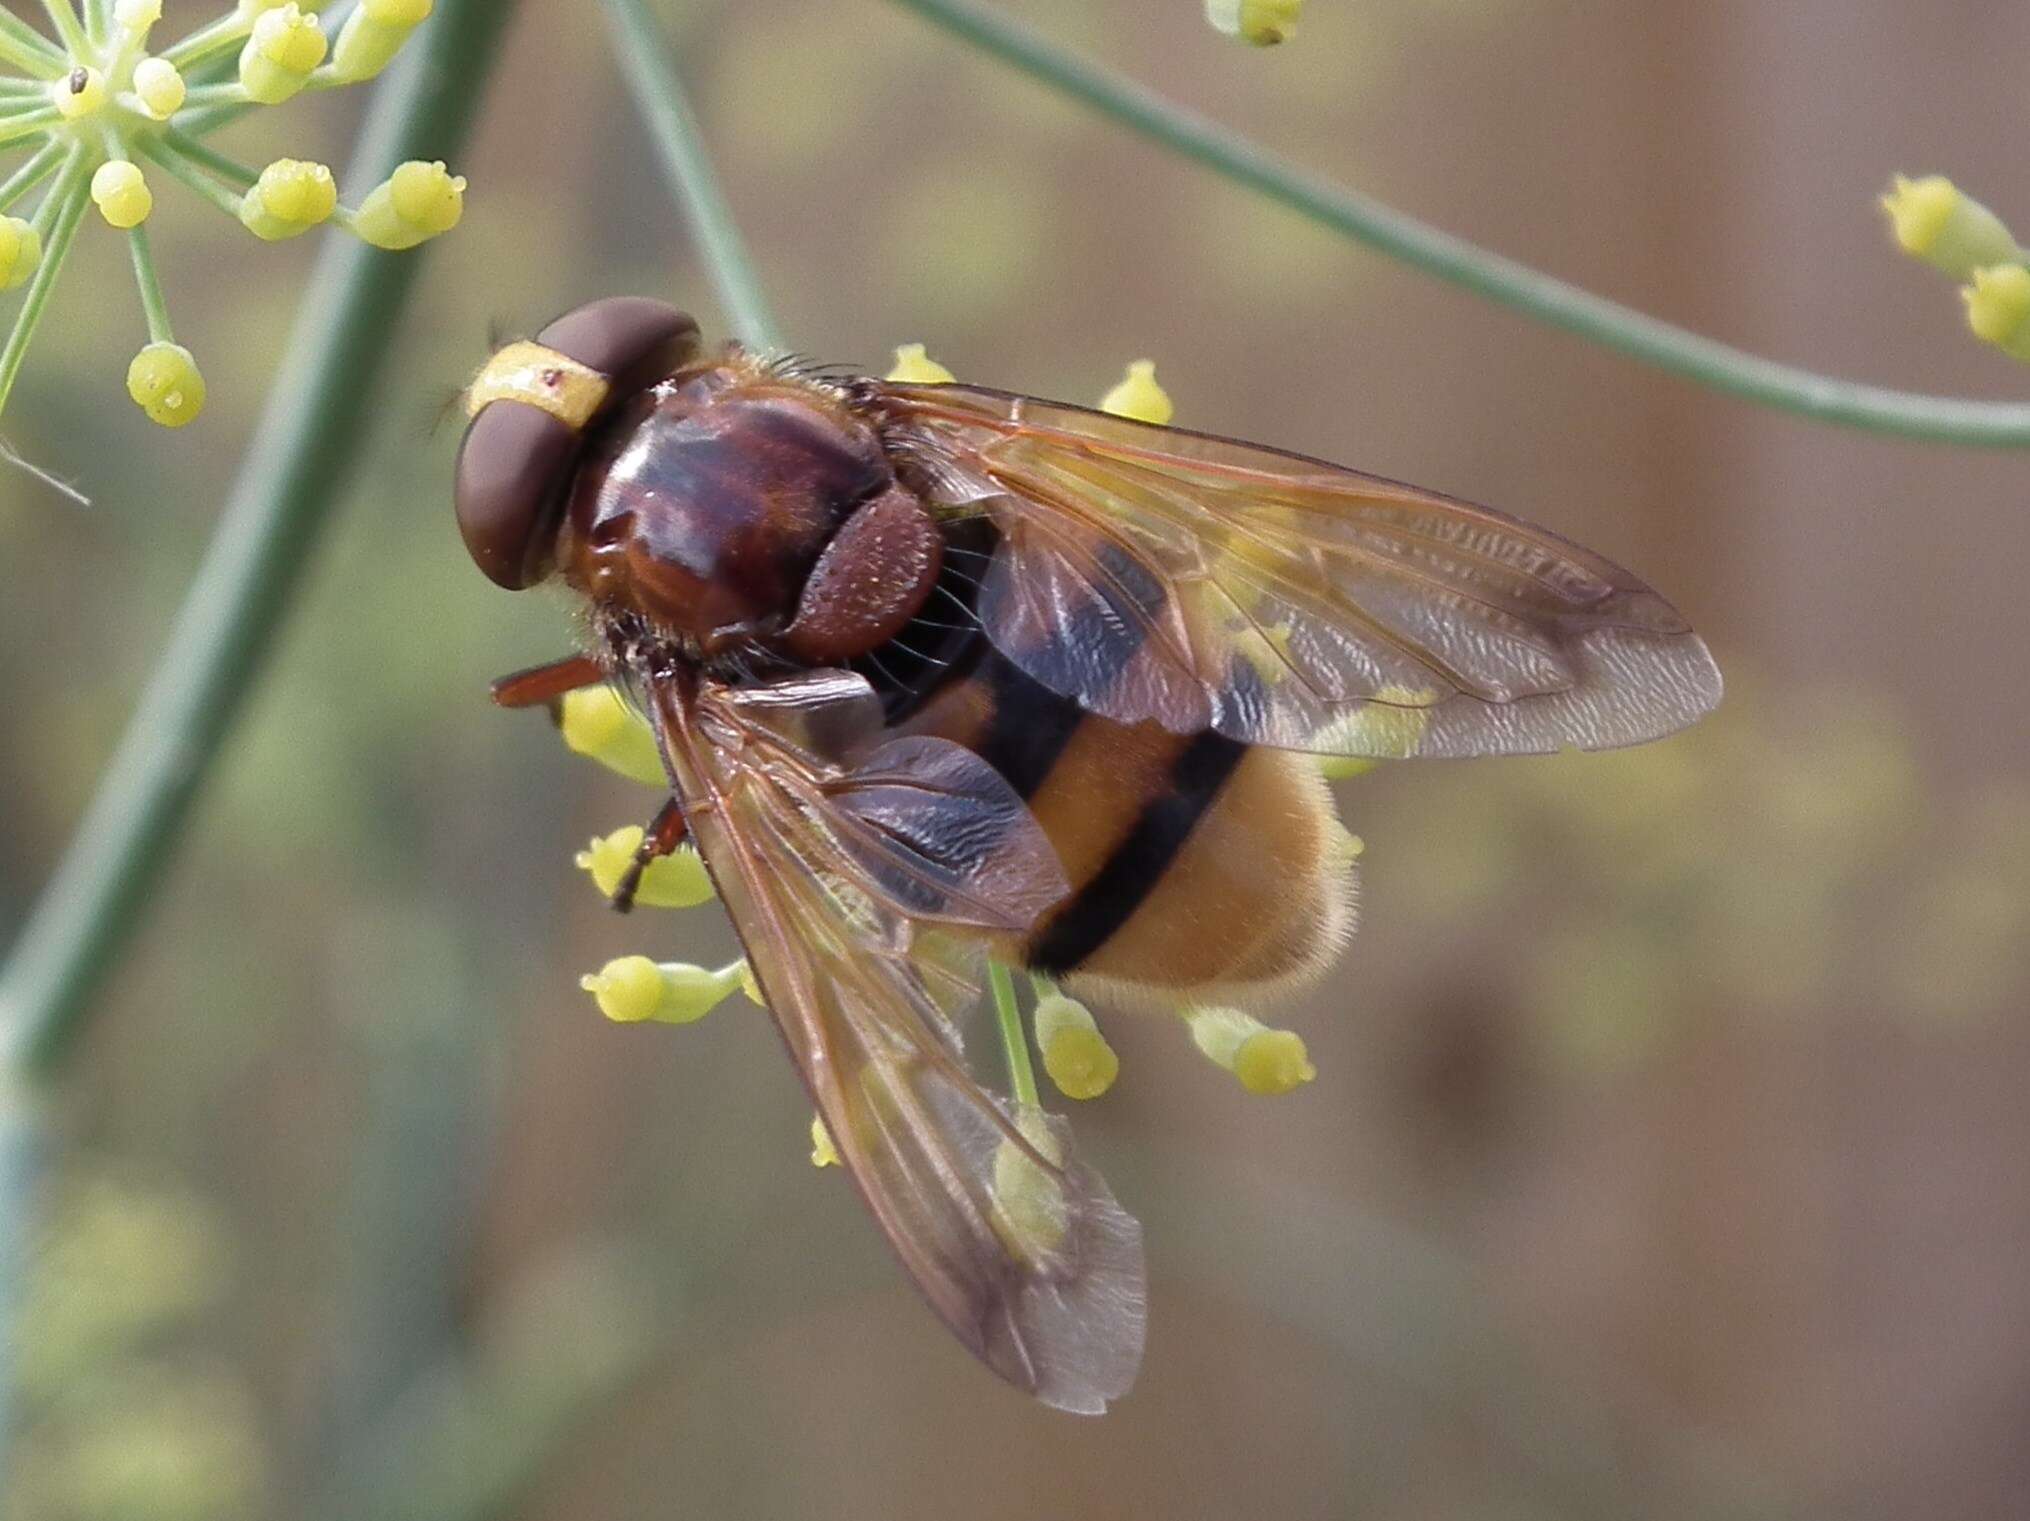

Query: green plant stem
[[173, 0, 361, 129], [0, 0, 520, 1089], [0, 147, 83, 416], [125, 223, 170, 340], [157, 126, 258, 186], [4, 12, 502, 1060], [988, 960, 1039, 1109], [35, 0, 81, 58], [178, 80, 250, 108], [0, 136, 61, 208], [0, 5, 62, 75], [892, 0, 2030, 449], [0, 0, 518, 1476], [599, 0, 784, 353], [141, 133, 248, 215], [159, 6, 252, 70], [0, 106, 57, 145]]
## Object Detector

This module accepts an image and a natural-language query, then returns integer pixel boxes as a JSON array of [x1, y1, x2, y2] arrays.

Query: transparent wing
[[880, 382, 1722, 758], [645, 669, 1146, 1413]]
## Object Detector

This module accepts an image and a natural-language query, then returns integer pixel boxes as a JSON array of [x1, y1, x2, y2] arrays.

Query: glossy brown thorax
[[557, 362, 901, 653]]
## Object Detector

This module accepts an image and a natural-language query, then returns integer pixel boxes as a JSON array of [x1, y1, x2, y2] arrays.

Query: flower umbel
[[1032, 985, 1119, 1099], [0, 0, 468, 429], [1206, 0, 1304, 46], [125, 339, 203, 426], [1181, 1006, 1318, 1095], [1098, 358, 1173, 424], [581, 955, 745, 1025], [574, 825, 714, 910], [1963, 264, 2030, 364], [1882, 175, 2021, 279], [885, 341, 955, 384]]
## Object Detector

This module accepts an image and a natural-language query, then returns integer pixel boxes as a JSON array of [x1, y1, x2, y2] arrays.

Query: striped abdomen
[[885, 632, 1352, 1003]]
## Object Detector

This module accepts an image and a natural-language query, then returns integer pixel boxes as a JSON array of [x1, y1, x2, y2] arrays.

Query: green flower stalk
[[0, 0, 468, 429]]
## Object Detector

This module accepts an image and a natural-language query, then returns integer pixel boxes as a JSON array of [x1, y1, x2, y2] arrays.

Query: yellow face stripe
[[465, 341, 612, 432]]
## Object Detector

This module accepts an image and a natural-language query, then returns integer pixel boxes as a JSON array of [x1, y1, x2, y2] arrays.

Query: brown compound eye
[[536, 297, 701, 399], [454, 298, 703, 590], [454, 402, 579, 589]]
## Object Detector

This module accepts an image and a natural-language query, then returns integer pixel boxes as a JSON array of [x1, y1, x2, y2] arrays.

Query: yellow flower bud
[[580, 956, 742, 1025], [809, 1113, 840, 1168], [1033, 992, 1119, 1099], [573, 826, 715, 910], [1233, 1028, 1316, 1094], [239, 4, 328, 105], [989, 1106, 1069, 1263], [885, 343, 956, 384], [126, 343, 206, 428], [558, 685, 665, 786], [51, 67, 107, 120], [354, 160, 465, 250], [1962, 265, 2030, 362], [1181, 1006, 1316, 1094], [332, 0, 432, 80], [237, 159, 337, 241], [1325, 819, 1365, 872], [132, 58, 186, 119], [1881, 175, 2022, 280], [1313, 684, 1439, 777], [1098, 359, 1173, 425], [0, 216, 41, 292], [115, 0, 164, 28], [91, 161, 153, 229], [580, 954, 664, 1023], [1206, 0, 1302, 46]]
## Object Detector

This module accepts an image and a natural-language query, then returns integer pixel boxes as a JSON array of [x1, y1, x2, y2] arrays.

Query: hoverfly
[[453, 298, 1721, 1413]]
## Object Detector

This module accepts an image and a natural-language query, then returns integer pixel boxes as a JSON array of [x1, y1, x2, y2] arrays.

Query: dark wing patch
[[882, 382, 1722, 758], [648, 671, 1146, 1412]]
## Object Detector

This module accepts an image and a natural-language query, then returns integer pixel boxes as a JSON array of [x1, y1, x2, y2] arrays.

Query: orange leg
[[491, 654, 605, 709]]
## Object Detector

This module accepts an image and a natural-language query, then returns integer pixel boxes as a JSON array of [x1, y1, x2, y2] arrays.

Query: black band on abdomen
[[1026, 726, 1247, 975]]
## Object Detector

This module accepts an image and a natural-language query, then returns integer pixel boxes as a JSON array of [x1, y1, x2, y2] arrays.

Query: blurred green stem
[[126, 223, 172, 342], [0, 137, 63, 208], [988, 960, 1038, 1108], [0, 7, 65, 76], [893, 0, 2030, 449], [600, 0, 785, 353], [0, 0, 518, 1472], [0, 146, 85, 419], [34, 0, 81, 59]]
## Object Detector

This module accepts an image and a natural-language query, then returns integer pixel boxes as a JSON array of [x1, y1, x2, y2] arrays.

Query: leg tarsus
[[611, 796, 688, 914]]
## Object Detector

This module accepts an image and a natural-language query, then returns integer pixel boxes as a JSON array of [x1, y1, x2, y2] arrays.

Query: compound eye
[[536, 297, 701, 400], [454, 401, 577, 589]]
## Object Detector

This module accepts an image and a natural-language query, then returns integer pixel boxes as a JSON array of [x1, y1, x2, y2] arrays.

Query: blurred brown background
[[4, 1, 2029, 1517]]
